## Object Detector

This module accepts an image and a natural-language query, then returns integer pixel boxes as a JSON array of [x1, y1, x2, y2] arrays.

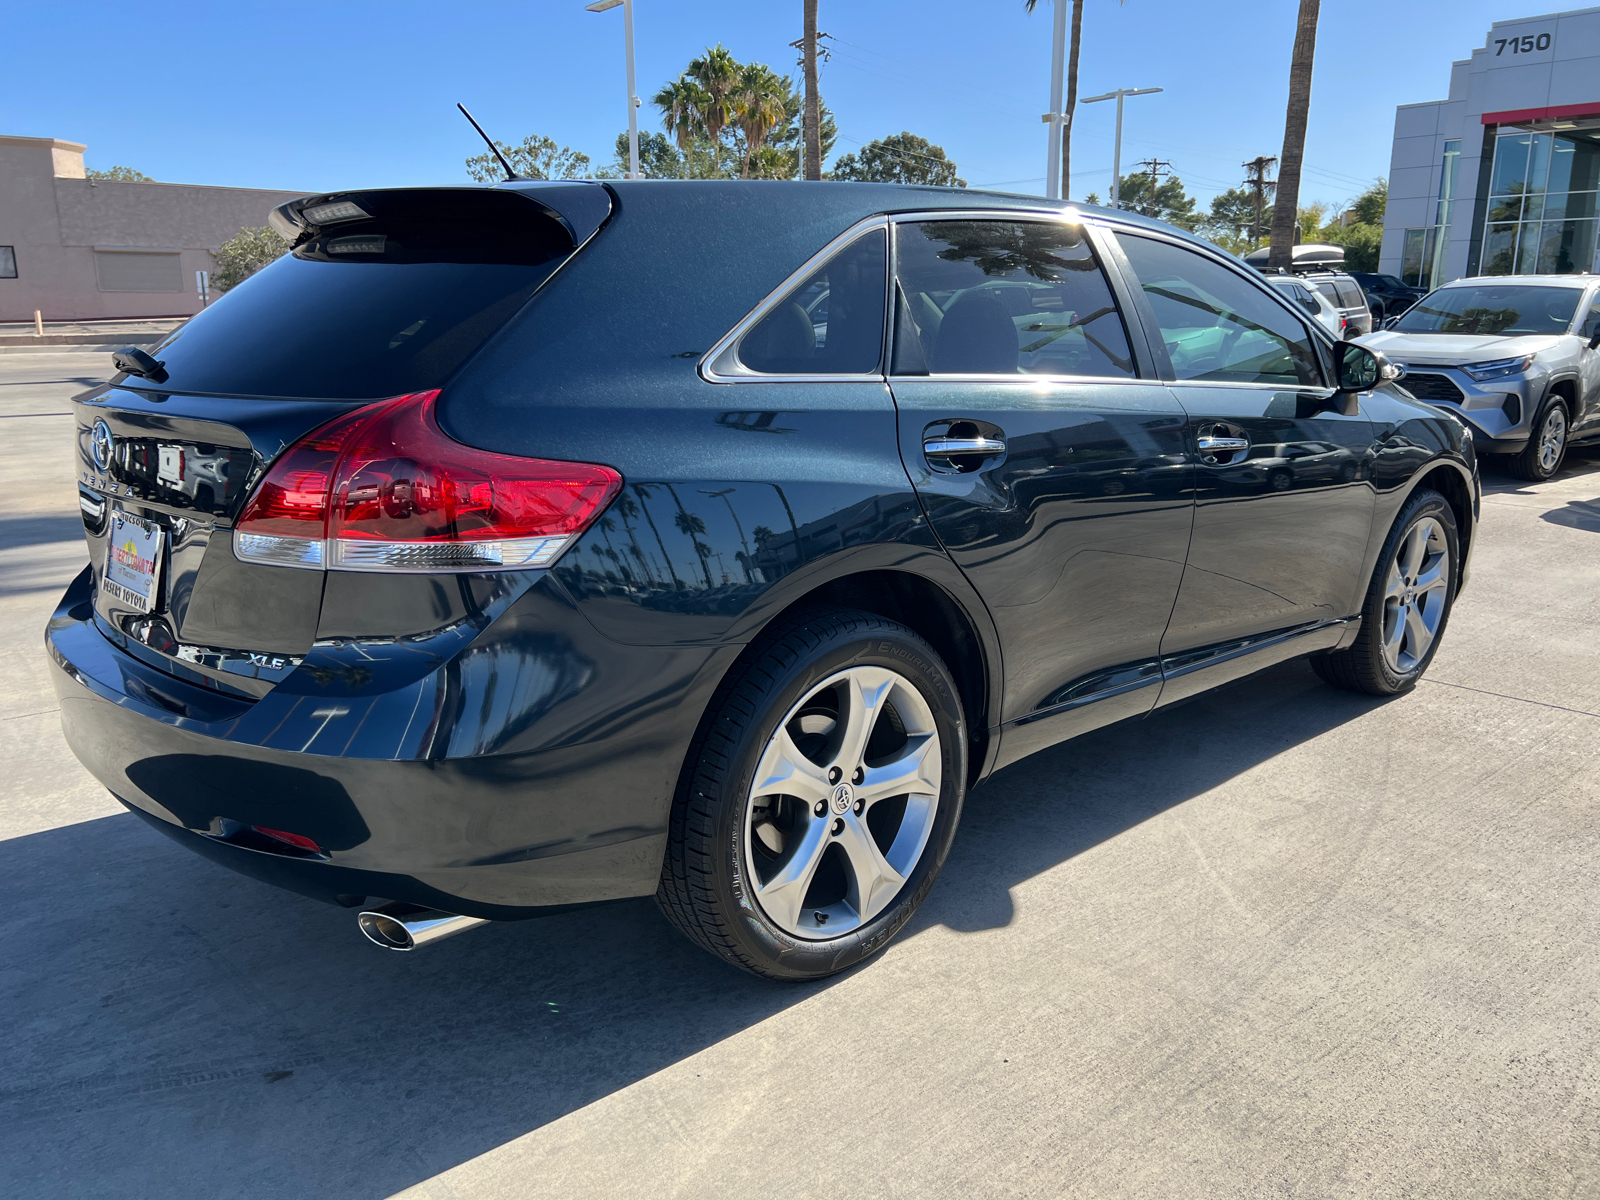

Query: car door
[[1109, 231, 1378, 704], [889, 215, 1194, 767], [1575, 292, 1600, 434]]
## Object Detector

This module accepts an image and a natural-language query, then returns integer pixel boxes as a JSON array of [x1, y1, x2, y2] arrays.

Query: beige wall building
[[0, 134, 305, 323]]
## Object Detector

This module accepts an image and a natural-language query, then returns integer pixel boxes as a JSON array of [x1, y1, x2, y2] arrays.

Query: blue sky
[[4, 0, 1543, 211]]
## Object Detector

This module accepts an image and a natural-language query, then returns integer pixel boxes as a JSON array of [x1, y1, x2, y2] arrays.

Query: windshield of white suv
[[1394, 284, 1583, 336]]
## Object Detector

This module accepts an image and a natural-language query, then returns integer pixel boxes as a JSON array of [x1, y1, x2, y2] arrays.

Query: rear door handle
[[1196, 436, 1249, 453], [924, 436, 1006, 459]]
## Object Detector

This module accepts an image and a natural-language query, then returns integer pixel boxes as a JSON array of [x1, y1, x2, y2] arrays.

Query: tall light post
[[1041, 0, 1068, 200], [585, 0, 640, 180], [1080, 86, 1162, 209]]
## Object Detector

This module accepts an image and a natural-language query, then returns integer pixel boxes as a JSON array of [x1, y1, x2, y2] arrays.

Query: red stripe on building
[[1482, 101, 1600, 125]]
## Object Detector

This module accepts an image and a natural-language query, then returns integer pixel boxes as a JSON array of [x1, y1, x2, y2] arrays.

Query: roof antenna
[[457, 103, 520, 180]]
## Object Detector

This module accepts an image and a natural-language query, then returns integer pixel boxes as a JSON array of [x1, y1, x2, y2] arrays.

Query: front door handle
[[1196, 436, 1249, 454], [924, 436, 1007, 459]]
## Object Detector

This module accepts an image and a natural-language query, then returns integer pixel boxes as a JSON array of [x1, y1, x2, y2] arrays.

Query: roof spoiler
[[269, 182, 613, 248]]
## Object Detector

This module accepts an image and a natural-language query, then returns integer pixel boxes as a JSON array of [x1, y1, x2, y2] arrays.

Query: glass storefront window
[[1480, 127, 1600, 275]]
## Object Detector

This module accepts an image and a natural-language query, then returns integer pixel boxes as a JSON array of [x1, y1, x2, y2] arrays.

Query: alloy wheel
[[1538, 405, 1568, 475], [1381, 516, 1451, 675], [743, 665, 941, 940]]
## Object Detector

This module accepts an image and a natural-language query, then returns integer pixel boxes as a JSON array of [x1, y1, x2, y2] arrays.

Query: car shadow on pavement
[[0, 659, 1390, 1198]]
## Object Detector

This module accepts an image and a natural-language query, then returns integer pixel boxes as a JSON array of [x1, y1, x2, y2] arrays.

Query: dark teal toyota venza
[[50, 181, 1478, 979]]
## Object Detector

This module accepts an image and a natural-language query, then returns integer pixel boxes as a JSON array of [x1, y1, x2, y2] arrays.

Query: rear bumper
[[47, 566, 736, 918]]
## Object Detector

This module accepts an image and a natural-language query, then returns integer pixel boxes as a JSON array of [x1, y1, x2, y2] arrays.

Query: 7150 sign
[[1494, 32, 1552, 54]]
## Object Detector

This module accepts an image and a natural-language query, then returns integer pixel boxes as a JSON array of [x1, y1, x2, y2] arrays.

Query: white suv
[[1360, 275, 1600, 480]]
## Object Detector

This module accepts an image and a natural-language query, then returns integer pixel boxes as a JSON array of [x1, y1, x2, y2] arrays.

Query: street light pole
[[1080, 86, 1163, 209], [1043, 0, 1067, 200], [586, 0, 640, 180]]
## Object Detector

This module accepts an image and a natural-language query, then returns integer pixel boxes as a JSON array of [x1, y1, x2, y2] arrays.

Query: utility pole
[[1133, 158, 1171, 216], [1081, 86, 1162, 209], [1243, 155, 1278, 245], [802, 0, 822, 180]]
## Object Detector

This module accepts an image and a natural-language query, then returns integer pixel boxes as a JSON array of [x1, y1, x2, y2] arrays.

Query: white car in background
[[1267, 273, 1345, 340]]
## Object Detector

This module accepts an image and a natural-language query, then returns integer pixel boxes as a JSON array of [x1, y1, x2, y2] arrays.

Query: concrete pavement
[[2, 352, 1597, 1198]]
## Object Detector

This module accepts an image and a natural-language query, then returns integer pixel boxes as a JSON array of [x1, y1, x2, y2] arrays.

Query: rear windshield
[[1393, 284, 1583, 336], [144, 189, 575, 399], [1335, 280, 1365, 307]]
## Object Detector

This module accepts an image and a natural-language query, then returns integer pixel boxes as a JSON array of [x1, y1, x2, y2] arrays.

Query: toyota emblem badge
[[90, 419, 115, 472]]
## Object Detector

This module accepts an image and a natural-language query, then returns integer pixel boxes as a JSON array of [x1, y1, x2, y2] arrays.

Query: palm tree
[[630, 484, 684, 590], [733, 64, 788, 178], [687, 45, 740, 146], [1268, 0, 1320, 270], [802, 0, 822, 179], [654, 77, 709, 168]]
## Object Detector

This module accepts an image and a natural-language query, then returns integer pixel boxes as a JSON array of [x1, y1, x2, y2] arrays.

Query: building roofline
[[0, 134, 88, 152]]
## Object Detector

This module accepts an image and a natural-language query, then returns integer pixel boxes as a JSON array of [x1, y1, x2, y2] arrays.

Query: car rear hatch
[[72, 183, 609, 699]]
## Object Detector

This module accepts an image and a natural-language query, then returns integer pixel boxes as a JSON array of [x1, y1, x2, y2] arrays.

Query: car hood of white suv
[[1358, 330, 1564, 363]]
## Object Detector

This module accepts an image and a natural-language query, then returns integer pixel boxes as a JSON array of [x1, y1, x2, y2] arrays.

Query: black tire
[[1508, 397, 1569, 481], [1312, 488, 1459, 696], [656, 608, 967, 981]]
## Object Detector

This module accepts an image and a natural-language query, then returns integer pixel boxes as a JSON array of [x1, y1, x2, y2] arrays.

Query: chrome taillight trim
[[233, 530, 572, 573]]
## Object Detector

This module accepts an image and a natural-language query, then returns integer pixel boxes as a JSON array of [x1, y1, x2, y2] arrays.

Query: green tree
[[599, 131, 687, 179], [1199, 187, 1272, 250], [211, 226, 289, 293], [86, 165, 153, 182], [649, 50, 832, 180], [1108, 171, 1198, 229], [832, 132, 966, 187], [465, 135, 590, 183]]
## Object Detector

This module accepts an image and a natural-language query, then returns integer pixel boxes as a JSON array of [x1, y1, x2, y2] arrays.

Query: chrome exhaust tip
[[357, 901, 490, 951]]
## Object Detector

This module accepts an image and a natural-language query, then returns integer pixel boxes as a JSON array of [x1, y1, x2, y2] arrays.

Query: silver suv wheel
[[744, 665, 941, 940], [1381, 515, 1451, 675], [1537, 404, 1568, 475]]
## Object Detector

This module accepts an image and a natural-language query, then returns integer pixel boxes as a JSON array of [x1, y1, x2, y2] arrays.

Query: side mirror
[[1335, 342, 1392, 393], [1588, 331, 1600, 350]]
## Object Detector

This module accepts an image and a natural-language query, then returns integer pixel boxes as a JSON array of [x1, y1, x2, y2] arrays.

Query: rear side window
[[1116, 233, 1320, 386], [736, 229, 887, 375], [892, 219, 1134, 377], [145, 190, 575, 399]]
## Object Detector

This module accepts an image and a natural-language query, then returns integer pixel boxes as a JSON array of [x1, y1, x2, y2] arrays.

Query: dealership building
[[1382, 6, 1600, 287], [0, 134, 303, 324]]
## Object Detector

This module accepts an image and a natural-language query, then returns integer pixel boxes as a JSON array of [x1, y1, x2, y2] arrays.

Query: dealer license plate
[[102, 509, 164, 614]]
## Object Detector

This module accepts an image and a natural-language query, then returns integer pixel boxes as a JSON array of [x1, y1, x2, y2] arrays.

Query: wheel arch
[[716, 552, 1002, 789]]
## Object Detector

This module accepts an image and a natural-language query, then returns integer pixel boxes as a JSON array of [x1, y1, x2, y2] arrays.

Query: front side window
[[736, 228, 886, 375], [0, 246, 15, 279], [1115, 233, 1320, 386], [891, 219, 1134, 378], [1393, 284, 1583, 336]]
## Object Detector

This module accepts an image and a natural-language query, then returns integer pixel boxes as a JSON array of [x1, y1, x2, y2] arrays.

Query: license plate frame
[[102, 508, 165, 614]]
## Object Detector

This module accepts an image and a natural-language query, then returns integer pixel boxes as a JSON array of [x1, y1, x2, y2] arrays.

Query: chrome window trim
[[699, 215, 891, 384]]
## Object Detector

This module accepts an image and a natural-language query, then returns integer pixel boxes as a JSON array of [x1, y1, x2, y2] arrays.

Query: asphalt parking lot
[[2, 350, 1597, 1199]]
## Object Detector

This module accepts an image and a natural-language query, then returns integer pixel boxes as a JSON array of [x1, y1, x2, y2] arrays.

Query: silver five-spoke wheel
[[1381, 515, 1450, 674], [744, 665, 941, 940], [1537, 404, 1568, 476]]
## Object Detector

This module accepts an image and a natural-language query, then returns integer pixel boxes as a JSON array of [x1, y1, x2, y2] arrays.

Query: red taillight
[[234, 391, 622, 573], [251, 826, 321, 852]]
